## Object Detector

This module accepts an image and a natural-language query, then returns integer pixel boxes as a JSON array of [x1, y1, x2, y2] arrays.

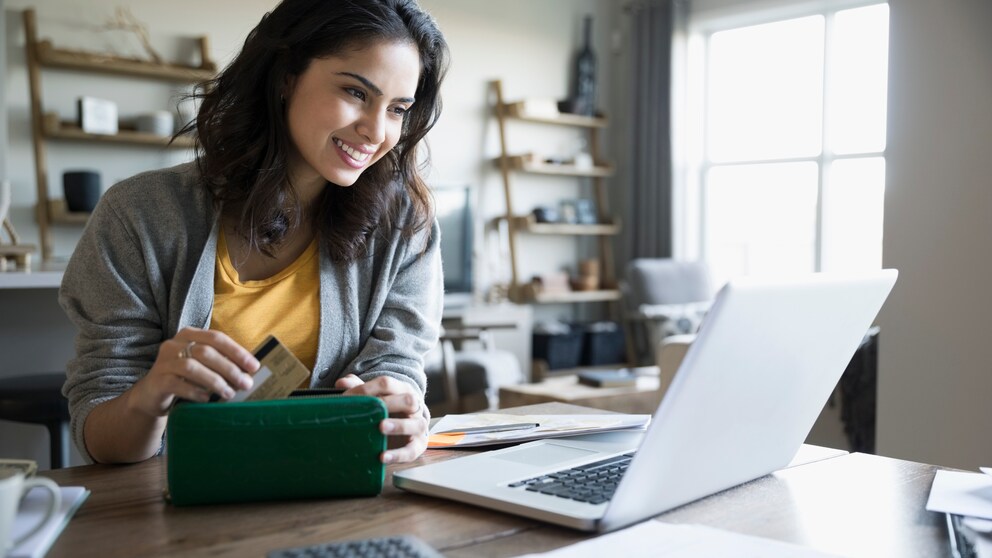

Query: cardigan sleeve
[[344, 218, 444, 397], [58, 185, 169, 462]]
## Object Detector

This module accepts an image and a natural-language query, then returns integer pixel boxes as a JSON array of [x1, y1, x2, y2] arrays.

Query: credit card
[[230, 335, 311, 402]]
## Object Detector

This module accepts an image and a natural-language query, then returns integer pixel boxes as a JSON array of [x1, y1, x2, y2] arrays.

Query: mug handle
[[13, 477, 61, 547]]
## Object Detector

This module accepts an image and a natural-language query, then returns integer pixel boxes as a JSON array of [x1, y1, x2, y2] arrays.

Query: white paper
[[980, 467, 992, 477], [10, 486, 89, 558], [926, 470, 992, 519], [512, 521, 841, 558], [428, 413, 650, 448]]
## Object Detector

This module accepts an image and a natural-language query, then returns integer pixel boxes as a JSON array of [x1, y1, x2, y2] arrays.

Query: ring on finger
[[179, 341, 197, 360]]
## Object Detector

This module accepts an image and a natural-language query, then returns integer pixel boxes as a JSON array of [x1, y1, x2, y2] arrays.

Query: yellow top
[[210, 231, 320, 375]]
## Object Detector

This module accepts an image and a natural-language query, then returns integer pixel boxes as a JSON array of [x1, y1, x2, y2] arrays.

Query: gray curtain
[[622, 0, 688, 261]]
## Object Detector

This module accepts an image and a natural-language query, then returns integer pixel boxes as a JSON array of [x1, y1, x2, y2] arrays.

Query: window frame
[[675, 0, 889, 279]]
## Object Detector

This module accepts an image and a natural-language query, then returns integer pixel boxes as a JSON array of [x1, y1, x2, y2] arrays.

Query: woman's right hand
[[127, 327, 260, 417]]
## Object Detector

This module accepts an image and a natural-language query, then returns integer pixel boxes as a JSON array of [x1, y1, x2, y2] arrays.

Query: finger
[[382, 435, 428, 464], [346, 375, 412, 397], [380, 417, 427, 438], [164, 375, 212, 404], [186, 343, 254, 391], [175, 327, 259, 373], [379, 393, 421, 417], [335, 374, 365, 390], [172, 357, 238, 400]]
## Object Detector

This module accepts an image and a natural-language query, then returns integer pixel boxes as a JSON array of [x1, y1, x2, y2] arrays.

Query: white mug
[[0, 472, 61, 557]]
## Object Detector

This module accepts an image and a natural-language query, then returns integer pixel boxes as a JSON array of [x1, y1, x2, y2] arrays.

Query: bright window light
[[828, 5, 890, 154], [708, 16, 824, 163], [705, 162, 818, 287], [683, 3, 889, 285], [822, 157, 886, 272]]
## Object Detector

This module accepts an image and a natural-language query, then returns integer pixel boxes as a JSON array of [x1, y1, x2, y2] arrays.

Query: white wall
[[876, 0, 992, 470]]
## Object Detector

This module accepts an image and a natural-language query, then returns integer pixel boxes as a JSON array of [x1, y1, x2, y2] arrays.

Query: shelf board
[[36, 40, 215, 82], [46, 199, 90, 225], [500, 155, 614, 177], [516, 289, 622, 304], [44, 116, 195, 148], [500, 101, 608, 128], [509, 215, 620, 235]]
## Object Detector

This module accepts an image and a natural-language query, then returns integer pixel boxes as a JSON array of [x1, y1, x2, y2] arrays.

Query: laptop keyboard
[[508, 452, 635, 505], [267, 535, 442, 558]]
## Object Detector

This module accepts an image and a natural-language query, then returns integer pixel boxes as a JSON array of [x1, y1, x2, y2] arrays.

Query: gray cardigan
[[59, 163, 443, 462]]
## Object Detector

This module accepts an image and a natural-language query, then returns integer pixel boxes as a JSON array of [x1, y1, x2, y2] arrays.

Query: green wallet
[[166, 395, 387, 506]]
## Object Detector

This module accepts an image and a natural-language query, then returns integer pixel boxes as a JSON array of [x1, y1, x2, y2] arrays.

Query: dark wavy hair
[[179, 0, 449, 261]]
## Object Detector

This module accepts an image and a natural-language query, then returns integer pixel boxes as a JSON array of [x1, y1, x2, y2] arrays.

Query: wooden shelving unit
[[43, 113, 197, 148], [22, 8, 215, 260], [508, 214, 621, 236], [491, 79, 621, 307], [499, 154, 615, 177], [34, 39, 215, 82]]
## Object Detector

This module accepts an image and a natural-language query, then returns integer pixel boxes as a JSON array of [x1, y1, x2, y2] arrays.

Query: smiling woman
[[57, 0, 450, 466], [284, 42, 421, 198]]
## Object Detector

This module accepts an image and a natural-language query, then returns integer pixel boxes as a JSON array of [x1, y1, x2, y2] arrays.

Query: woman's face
[[284, 40, 421, 195]]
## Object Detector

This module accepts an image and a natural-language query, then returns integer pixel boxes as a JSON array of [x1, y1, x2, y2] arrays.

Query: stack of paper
[[925, 468, 992, 556], [514, 521, 842, 557], [9, 485, 89, 558], [428, 413, 650, 449]]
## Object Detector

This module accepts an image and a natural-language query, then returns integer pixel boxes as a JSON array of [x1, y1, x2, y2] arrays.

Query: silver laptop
[[394, 270, 898, 533]]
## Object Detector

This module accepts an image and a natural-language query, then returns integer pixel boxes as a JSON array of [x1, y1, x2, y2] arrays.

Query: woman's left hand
[[335, 374, 429, 463]]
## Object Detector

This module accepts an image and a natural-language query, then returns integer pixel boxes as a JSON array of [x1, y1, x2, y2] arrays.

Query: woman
[[59, 0, 449, 465]]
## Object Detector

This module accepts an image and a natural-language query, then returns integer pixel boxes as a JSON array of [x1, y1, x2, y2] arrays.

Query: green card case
[[166, 395, 387, 506]]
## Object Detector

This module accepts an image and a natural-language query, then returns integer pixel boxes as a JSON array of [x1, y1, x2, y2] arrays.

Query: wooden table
[[36, 403, 955, 557], [498, 372, 663, 415]]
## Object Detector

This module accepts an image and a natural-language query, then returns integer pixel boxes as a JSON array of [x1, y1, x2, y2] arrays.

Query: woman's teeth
[[334, 139, 371, 162]]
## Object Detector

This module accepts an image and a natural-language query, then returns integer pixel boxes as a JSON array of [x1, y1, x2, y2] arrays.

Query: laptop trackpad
[[492, 443, 598, 467]]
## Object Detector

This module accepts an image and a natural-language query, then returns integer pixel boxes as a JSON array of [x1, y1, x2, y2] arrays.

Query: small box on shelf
[[77, 96, 118, 135]]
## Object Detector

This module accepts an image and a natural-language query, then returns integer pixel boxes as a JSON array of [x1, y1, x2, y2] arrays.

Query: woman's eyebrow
[[338, 71, 415, 103]]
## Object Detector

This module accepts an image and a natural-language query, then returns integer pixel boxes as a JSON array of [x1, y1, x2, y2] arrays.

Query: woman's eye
[[391, 106, 409, 116], [345, 87, 366, 101]]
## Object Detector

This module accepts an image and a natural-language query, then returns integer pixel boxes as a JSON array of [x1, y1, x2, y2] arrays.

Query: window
[[679, 3, 889, 288]]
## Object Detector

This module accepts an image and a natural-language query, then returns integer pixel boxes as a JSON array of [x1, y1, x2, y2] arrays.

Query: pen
[[435, 422, 540, 436]]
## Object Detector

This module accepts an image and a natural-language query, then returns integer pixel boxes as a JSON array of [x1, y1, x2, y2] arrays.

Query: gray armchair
[[621, 258, 714, 365], [424, 327, 523, 416]]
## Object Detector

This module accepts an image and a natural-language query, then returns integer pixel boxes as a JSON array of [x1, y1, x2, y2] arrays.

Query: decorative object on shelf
[[559, 200, 580, 224], [0, 180, 37, 271], [134, 111, 175, 137], [77, 97, 118, 135], [62, 171, 101, 213], [527, 272, 572, 299], [103, 6, 163, 64], [572, 258, 601, 291], [566, 15, 597, 116], [573, 152, 593, 170], [532, 206, 559, 224], [574, 199, 597, 224], [517, 98, 559, 119]]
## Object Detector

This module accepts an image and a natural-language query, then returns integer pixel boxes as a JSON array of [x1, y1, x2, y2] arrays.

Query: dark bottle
[[571, 15, 597, 117]]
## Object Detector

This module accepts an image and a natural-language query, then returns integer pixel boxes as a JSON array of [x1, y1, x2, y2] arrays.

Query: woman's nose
[[356, 109, 387, 145]]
